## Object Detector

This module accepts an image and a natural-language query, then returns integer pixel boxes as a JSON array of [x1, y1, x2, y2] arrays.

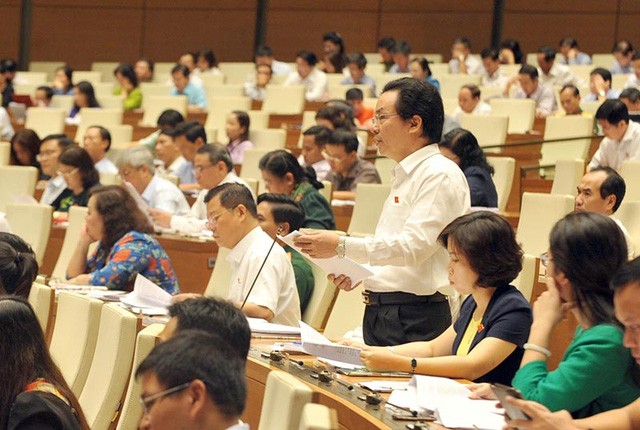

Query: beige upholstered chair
[[250, 128, 287, 150], [301, 262, 338, 330], [115, 323, 165, 430], [319, 180, 332, 203], [97, 94, 125, 110], [91, 62, 120, 83], [108, 124, 134, 149], [79, 303, 138, 430], [99, 172, 121, 186], [5, 203, 53, 265], [49, 292, 104, 396], [243, 177, 259, 196], [298, 404, 339, 430], [140, 96, 188, 126], [459, 114, 509, 149], [258, 370, 314, 430], [205, 83, 244, 98], [486, 156, 515, 212], [323, 286, 366, 340], [297, 110, 319, 147], [27, 282, 54, 334], [247, 110, 270, 130], [75, 108, 123, 143], [347, 184, 391, 237], [15, 71, 48, 85], [140, 82, 172, 101], [218, 62, 255, 84], [439, 73, 483, 98], [550, 159, 584, 195], [512, 254, 539, 302], [25, 107, 66, 137], [200, 73, 226, 87], [73, 70, 102, 85], [489, 99, 536, 133], [0, 141, 9, 165], [0, 165, 39, 211], [204, 247, 233, 299], [616, 201, 640, 253], [239, 148, 272, 193], [52, 206, 89, 280], [205, 96, 252, 131], [50, 94, 74, 111], [620, 160, 640, 201], [262, 85, 306, 115], [541, 116, 593, 167], [28, 61, 66, 80]]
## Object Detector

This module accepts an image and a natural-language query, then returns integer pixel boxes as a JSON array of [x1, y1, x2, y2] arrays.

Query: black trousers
[[362, 298, 451, 346]]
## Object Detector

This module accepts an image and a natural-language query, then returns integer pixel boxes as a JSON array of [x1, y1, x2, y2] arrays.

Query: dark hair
[[620, 87, 640, 103], [346, 52, 367, 70], [58, 146, 100, 190], [137, 57, 155, 72], [41, 134, 72, 153], [198, 49, 218, 69], [325, 52, 347, 73], [377, 37, 396, 51], [0, 233, 38, 298], [259, 150, 323, 190], [196, 143, 233, 172], [438, 211, 523, 287], [36, 85, 54, 101], [323, 31, 345, 54], [1, 59, 17, 74], [230, 110, 250, 142], [612, 40, 634, 56], [632, 50, 640, 62], [157, 109, 185, 128], [559, 37, 579, 49], [561, 84, 580, 97], [595, 99, 629, 125], [89, 185, 153, 250], [171, 64, 190, 77], [10, 129, 41, 167], [0, 297, 89, 429], [481, 48, 500, 61], [461, 84, 481, 99], [88, 125, 112, 151], [392, 40, 411, 55], [519, 64, 539, 79], [550, 212, 627, 327], [174, 120, 207, 143], [611, 257, 640, 291], [591, 67, 612, 84], [315, 104, 355, 131], [255, 45, 273, 57], [382, 77, 444, 144], [453, 37, 472, 49], [440, 128, 494, 174], [55, 66, 74, 92], [113, 63, 138, 88], [499, 39, 524, 64], [73, 81, 100, 110], [589, 166, 626, 212], [257, 193, 306, 233], [302, 125, 332, 146], [204, 183, 258, 218], [136, 330, 246, 419], [410, 57, 433, 77], [328, 129, 359, 153], [537, 45, 557, 62], [345, 87, 364, 101], [296, 50, 317, 67], [167, 297, 251, 358]]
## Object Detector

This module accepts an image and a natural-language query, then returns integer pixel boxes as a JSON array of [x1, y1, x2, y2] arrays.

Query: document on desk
[[120, 274, 172, 314], [248, 317, 301, 336], [279, 231, 374, 285], [300, 321, 364, 366]]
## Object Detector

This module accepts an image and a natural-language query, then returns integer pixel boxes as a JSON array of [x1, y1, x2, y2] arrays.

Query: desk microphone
[[240, 225, 284, 310]]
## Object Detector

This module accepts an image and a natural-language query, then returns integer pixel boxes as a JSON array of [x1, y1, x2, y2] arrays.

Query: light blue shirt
[[174, 160, 196, 185], [340, 74, 376, 95], [583, 88, 620, 102], [170, 82, 207, 108]]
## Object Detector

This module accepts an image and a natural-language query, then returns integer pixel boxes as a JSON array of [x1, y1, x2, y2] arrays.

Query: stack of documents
[[300, 321, 364, 367], [248, 317, 301, 338], [119, 275, 172, 315]]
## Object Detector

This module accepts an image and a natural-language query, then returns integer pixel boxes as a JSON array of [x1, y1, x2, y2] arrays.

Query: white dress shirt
[[40, 175, 67, 206], [449, 55, 484, 75], [95, 157, 118, 174], [344, 144, 470, 296], [538, 63, 577, 88], [624, 74, 640, 90], [588, 120, 640, 171], [0, 107, 14, 140], [170, 172, 253, 233], [612, 217, 635, 260], [226, 227, 301, 326], [452, 101, 492, 122], [298, 155, 331, 181], [141, 174, 190, 215], [283, 68, 328, 101], [514, 84, 557, 116], [164, 155, 187, 176], [482, 69, 509, 89]]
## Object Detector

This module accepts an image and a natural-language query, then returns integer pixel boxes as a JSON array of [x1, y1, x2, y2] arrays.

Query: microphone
[[240, 225, 284, 310]]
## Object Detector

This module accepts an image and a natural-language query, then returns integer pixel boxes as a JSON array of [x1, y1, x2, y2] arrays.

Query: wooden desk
[[332, 204, 353, 233]]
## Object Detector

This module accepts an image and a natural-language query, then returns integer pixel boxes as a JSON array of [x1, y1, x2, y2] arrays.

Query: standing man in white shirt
[[283, 51, 328, 102], [83, 125, 118, 174], [38, 134, 73, 205], [449, 37, 484, 75], [589, 100, 640, 171], [294, 78, 470, 346]]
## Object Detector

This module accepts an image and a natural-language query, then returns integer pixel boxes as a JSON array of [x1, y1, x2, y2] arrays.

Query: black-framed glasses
[[139, 381, 191, 414]]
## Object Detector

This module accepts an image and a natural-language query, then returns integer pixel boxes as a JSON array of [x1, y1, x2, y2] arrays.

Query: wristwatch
[[335, 236, 346, 258]]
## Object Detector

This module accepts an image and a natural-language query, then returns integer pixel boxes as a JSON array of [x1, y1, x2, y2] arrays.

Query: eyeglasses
[[321, 150, 345, 162], [206, 207, 235, 228], [36, 150, 59, 161], [194, 164, 214, 174], [372, 112, 399, 126], [56, 167, 79, 177], [139, 381, 191, 414], [540, 252, 551, 268]]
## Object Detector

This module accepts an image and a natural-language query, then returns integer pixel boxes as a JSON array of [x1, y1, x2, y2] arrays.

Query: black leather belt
[[362, 291, 447, 306]]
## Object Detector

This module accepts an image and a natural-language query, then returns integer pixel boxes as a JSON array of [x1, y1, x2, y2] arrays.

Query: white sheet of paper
[[300, 321, 364, 366], [247, 317, 301, 335], [120, 274, 172, 309], [280, 231, 374, 285]]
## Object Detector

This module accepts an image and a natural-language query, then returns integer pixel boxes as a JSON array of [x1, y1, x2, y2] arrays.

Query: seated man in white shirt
[[116, 146, 190, 215], [449, 37, 483, 75], [389, 40, 411, 74], [589, 99, 640, 171], [243, 64, 272, 101], [575, 167, 634, 259], [38, 134, 74, 205], [508, 65, 557, 118], [452, 84, 492, 121], [149, 143, 252, 234], [584, 67, 620, 102], [481, 48, 509, 90], [298, 125, 332, 181], [83, 125, 118, 173], [254, 45, 293, 76], [283, 51, 328, 102], [536, 45, 577, 88], [205, 183, 301, 326], [155, 128, 186, 176], [623, 50, 640, 90]]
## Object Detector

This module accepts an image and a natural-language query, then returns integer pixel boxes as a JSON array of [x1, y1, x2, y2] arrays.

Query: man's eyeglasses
[[206, 207, 235, 228], [139, 381, 191, 414], [372, 112, 399, 126], [194, 164, 215, 174], [56, 167, 79, 177], [36, 150, 59, 161]]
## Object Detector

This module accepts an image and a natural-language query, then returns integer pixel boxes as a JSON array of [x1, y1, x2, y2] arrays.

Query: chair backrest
[[97, 94, 124, 110], [205, 96, 252, 131], [93, 82, 116, 99], [29, 61, 66, 81], [52, 206, 89, 280], [442, 97, 458, 116], [244, 177, 259, 196], [50, 94, 74, 111], [579, 100, 603, 115], [541, 116, 593, 166], [374, 157, 397, 186], [50, 292, 104, 396], [13, 83, 40, 97], [200, 73, 226, 87], [486, 157, 515, 212], [592, 53, 614, 69], [328, 84, 373, 100], [616, 201, 640, 252], [239, 148, 272, 189], [458, 114, 509, 149], [612, 74, 629, 91], [0, 141, 10, 165], [323, 286, 366, 340], [550, 159, 584, 195], [107, 124, 134, 150], [512, 254, 539, 302], [152, 62, 176, 83], [140, 82, 172, 102], [99, 172, 121, 186], [516, 192, 575, 255], [298, 403, 339, 430], [348, 184, 391, 237], [429, 63, 450, 79], [115, 324, 165, 430], [302, 262, 338, 330], [319, 180, 332, 203], [218, 62, 255, 84], [439, 74, 483, 98], [0, 166, 39, 212], [28, 282, 54, 334], [74, 70, 103, 85], [15, 71, 48, 85], [75, 108, 123, 143], [490, 99, 536, 133], [204, 247, 232, 299], [5, 203, 53, 265], [246, 109, 270, 130], [258, 370, 314, 430], [79, 303, 138, 430], [25, 107, 66, 137], [140, 95, 188, 126], [205, 83, 244, 98], [297, 110, 320, 147], [620, 160, 640, 201], [479, 85, 505, 101], [262, 85, 306, 114], [249, 128, 287, 150], [91, 62, 120, 83]]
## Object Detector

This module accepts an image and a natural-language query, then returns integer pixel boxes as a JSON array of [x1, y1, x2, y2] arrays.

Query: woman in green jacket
[[113, 63, 142, 110]]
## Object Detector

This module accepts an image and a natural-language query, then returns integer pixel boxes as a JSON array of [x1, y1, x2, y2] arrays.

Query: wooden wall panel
[[0, 0, 22, 61]]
